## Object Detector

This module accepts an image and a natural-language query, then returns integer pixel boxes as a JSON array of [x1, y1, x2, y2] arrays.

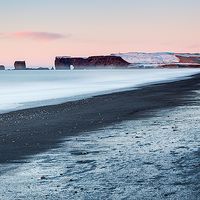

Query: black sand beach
[[0, 74, 200, 164]]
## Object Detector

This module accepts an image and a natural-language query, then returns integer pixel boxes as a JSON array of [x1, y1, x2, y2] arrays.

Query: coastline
[[1, 73, 200, 163]]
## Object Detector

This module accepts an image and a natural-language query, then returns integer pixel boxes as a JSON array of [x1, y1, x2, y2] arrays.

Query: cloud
[[0, 31, 69, 41], [12, 31, 67, 41]]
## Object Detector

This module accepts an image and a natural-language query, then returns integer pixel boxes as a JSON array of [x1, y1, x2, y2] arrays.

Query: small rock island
[[14, 61, 26, 70]]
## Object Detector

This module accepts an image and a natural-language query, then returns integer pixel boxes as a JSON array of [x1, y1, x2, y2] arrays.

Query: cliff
[[175, 54, 200, 64], [14, 61, 26, 70], [160, 54, 200, 68], [111, 52, 200, 68], [113, 52, 179, 64], [55, 56, 130, 69], [55, 57, 71, 70]]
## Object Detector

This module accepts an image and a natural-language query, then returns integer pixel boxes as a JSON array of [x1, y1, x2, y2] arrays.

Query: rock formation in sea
[[55, 56, 130, 69], [0, 65, 5, 70], [14, 61, 26, 70]]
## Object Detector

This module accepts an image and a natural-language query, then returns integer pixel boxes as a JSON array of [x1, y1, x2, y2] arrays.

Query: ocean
[[0, 69, 199, 113]]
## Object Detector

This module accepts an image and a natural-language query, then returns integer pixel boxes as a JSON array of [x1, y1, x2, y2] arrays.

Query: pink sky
[[0, 0, 199, 67]]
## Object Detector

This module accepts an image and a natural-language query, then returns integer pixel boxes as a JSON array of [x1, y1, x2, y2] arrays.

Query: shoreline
[[1, 73, 200, 163]]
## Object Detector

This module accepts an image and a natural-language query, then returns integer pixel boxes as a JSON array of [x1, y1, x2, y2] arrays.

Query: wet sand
[[0, 74, 200, 163]]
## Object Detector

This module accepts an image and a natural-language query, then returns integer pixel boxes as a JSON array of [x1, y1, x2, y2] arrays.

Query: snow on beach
[[0, 69, 199, 113]]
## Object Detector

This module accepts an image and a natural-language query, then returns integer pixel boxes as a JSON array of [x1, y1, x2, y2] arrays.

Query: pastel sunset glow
[[0, 0, 199, 67], [10, 32, 67, 41]]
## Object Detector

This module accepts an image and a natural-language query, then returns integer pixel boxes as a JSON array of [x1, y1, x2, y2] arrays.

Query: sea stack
[[14, 61, 26, 70], [0, 65, 5, 70]]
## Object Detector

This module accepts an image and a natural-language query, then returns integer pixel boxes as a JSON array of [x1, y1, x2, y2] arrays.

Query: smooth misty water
[[0, 89, 200, 199], [0, 69, 200, 113]]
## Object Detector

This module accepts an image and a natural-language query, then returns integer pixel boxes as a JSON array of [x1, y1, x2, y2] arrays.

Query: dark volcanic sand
[[0, 74, 200, 164], [0, 74, 200, 199]]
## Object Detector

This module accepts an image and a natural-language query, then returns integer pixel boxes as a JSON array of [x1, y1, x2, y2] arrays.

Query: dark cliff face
[[160, 54, 200, 68], [55, 56, 130, 69], [86, 56, 130, 67], [14, 61, 26, 70], [176, 55, 200, 64], [55, 57, 71, 70], [0, 65, 5, 70]]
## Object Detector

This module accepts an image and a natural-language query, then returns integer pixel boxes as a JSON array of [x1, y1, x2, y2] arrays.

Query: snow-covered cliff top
[[112, 52, 179, 64]]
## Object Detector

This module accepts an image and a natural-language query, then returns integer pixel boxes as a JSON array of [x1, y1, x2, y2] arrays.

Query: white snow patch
[[112, 52, 179, 64]]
